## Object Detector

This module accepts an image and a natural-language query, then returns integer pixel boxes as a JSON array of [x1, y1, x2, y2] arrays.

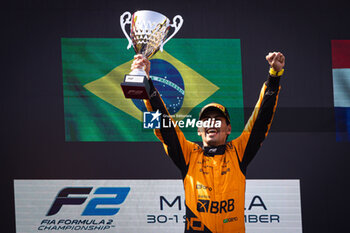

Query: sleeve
[[143, 79, 194, 178], [232, 75, 281, 175]]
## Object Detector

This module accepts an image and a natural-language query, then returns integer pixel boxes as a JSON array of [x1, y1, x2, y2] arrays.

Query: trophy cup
[[120, 10, 183, 99]]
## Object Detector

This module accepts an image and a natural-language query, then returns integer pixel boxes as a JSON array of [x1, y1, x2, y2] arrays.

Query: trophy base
[[121, 74, 151, 99]]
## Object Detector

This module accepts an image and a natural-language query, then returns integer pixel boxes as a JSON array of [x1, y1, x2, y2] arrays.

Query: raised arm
[[233, 52, 285, 174], [131, 55, 195, 177]]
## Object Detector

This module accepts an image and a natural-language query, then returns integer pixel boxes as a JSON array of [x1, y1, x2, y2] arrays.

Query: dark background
[[3, 0, 350, 232]]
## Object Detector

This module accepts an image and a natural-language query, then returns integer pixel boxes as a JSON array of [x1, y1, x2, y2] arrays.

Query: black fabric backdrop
[[2, 0, 350, 232]]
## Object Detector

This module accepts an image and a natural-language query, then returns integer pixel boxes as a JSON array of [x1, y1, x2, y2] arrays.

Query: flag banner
[[14, 179, 302, 233], [62, 38, 244, 141], [331, 40, 350, 141]]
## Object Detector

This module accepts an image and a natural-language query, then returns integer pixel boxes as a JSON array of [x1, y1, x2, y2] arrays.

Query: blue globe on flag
[[132, 59, 185, 115]]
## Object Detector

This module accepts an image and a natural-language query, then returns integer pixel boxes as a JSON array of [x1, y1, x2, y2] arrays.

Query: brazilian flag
[[62, 38, 244, 141]]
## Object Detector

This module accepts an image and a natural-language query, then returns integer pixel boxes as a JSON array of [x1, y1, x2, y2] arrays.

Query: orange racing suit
[[144, 75, 281, 233]]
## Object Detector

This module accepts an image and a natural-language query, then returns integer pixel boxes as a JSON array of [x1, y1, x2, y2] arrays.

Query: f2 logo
[[46, 187, 130, 216]]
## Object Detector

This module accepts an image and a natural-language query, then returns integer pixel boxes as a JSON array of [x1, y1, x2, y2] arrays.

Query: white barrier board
[[14, 179, 302, 233]]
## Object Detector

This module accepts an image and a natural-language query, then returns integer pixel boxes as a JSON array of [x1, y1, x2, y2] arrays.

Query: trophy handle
[[120, 11, 133, 50], [160, 15, 183, 52]]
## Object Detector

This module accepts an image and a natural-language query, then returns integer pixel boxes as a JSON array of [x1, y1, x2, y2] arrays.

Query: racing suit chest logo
[[197, 198, 235, 214]]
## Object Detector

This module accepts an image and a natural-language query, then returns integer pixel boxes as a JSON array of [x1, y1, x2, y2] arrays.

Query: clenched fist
[[266, 52, 285, 72]]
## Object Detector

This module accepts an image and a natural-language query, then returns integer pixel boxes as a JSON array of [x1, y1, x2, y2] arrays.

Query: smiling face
[[197, 110, 231, 147]]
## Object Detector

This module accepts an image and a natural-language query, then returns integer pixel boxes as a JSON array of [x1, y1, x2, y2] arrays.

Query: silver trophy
[[120, 10, 183, 99]]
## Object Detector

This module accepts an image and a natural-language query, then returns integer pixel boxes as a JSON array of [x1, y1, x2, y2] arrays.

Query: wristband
[[269, 67, 284, 77]]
